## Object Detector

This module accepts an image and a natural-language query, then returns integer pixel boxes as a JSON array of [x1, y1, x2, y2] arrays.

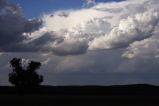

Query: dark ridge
[[0, 84, 158, 95], [1, 84, 159, 105]]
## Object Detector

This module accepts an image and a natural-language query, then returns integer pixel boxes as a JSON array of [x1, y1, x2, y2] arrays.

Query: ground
[[0, 84, 159, 106]]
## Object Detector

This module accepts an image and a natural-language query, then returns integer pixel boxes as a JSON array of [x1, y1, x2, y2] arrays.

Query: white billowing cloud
[[1, 0, 159, 59], [123, 38, 159, 59], [25, 0, 159, 56], [42, 9, 108, 32], [89, 9, 159, 50], [122, 14, 159, 59], [26, 8, 112, 55], [122, 25, 159, 59]]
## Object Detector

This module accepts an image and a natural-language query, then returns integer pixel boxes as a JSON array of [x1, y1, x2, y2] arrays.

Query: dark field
[[1, 84, 159, 106]]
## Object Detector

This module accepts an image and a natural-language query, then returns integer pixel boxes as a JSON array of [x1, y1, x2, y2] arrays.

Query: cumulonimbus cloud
[[1, 0, 159, 58], [122, 24, 159, 59], [0, 0, 42, 52], [89, 9, 159, 50]]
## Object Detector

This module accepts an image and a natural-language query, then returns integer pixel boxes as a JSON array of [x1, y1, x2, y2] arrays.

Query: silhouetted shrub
[[9, 58, 43, 87]]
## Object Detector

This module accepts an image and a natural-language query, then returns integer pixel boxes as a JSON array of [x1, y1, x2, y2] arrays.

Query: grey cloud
[[0, 0, 42, 52], [26, 32, 63, 52], [83, 0, 96, 8], [1, 0, 159, 58], [1, 49, 159, 85], [1, 0, 159, 86], [51, 40, 88, 56], [57, 12, 69, 17]]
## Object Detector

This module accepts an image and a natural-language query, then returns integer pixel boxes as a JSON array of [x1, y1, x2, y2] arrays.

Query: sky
[[10, 0, 124, 18], [0, 0, 159, 86]]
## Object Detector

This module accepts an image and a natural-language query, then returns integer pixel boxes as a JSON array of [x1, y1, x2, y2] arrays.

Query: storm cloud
[[1, 0, 159, 58], [0, 0, 42, 52], [0, 0, 159, 85], [24, 0, 159, 57]]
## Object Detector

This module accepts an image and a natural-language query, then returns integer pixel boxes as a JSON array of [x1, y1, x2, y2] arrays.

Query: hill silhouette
[[1, 84, 159, 106], [0, 84, 158, 95]]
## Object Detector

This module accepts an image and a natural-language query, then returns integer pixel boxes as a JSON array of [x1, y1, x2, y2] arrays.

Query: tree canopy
[[9, 58, 43, 87]]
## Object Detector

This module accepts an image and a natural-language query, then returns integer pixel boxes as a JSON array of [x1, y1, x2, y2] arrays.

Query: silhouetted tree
[[9, 58, 43, 87]]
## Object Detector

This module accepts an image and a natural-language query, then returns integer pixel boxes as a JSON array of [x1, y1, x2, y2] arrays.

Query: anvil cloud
[[1, 0, 159, 59]]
